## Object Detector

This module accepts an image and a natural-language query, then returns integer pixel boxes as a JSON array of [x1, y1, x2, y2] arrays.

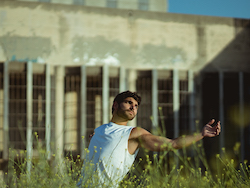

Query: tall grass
[[1, 133, 250, 187], [1, 144, 250, 187], [122, 146, 250, 188]]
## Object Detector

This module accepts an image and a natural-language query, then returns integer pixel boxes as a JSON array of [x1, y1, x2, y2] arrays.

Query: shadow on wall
[[71, 36, 131, 66], [0, 35, 52, 63], [201, 19, 250, 72], [138, 44, 186, 67], [71, 36, 187, 68], [195, 19, 250, 166]]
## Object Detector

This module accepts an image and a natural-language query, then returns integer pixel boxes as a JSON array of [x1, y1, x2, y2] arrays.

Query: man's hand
[[89, 132, 95, 141], [202, 119, 221, 137], [129, 119, 221, 153]]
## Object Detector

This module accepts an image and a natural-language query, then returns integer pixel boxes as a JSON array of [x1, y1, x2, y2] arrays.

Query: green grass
[[1, 147, 250, 187], [1, 133, 250, 187]]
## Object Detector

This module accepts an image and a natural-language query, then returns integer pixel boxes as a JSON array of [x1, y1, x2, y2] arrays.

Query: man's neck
[[110, 117, 128, 126]]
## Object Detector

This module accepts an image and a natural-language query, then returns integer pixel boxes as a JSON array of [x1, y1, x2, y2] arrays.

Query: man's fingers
[[208, 119, 215, 125], [215, 121, 221, 135], [204, 119, 221, 137], [216, 121, 221, 130]]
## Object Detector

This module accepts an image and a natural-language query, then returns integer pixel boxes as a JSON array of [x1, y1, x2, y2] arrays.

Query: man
[[78, 91, 221, 187]]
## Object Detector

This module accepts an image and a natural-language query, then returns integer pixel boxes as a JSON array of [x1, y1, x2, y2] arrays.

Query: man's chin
[[128, 116, 135, 120]]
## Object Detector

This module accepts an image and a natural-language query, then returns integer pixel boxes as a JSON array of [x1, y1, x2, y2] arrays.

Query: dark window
[[158, 70, 173, 138], [87, 67, 102, 144], [73, 0, 85, 5], [202, 72, 220, 159], [64, 67, 81, 154], [33, 74, 46, 148], [138, 0, 149, 10], [179, 71, 189, 135], [107, 0, 117, 8], [39, 0, 50, 3], [109, 67, 119, 120], [243, 73, 250, 161], [0, 64, 4, 155], [136, 71, 152, 131], [223, 73, 239, 151], [9, 71, 27, 150]]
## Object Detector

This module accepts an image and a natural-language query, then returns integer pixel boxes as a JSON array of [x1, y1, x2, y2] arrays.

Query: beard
[[116, 106, 135, 121]]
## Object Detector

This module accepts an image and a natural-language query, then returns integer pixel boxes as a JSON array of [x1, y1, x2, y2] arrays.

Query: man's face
[[116, 97, 138, 121]]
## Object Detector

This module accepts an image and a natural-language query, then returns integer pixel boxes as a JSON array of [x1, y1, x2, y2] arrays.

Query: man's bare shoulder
[[129, 127, 151, 140]]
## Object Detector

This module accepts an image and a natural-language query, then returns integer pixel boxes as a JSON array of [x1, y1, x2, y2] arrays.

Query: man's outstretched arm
[[130, 119, 221, 152]]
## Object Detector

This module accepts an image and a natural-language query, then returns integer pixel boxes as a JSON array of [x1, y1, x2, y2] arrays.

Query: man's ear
[[113, 101, 119, 111]]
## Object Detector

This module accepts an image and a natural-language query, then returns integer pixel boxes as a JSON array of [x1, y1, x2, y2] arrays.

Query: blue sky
[[168, 0, 250, 19]]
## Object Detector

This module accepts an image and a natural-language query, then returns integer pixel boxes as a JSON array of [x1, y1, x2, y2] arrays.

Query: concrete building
[[17, 0, 167, 12], [0, 0, 249, 173]]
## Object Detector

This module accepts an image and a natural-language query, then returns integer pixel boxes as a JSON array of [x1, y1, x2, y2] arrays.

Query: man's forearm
[[171, 133, 204, 149], [139, 133, 204, 151]]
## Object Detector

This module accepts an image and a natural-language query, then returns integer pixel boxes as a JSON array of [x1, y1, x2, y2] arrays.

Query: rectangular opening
[[136, 70, 152, 131], [179, 70, 189, 135], [0, 63, 3, 157], [107, 0, 117, 8], [86, 67, 102, 144], [64, 67, 81, 154], [138, 0, 149, 10], [202, 72, 220, 159], [9, 68, 27, 150], [158, 70, 173, 138]]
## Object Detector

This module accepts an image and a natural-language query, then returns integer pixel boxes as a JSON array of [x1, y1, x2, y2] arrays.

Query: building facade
[[17, 0, 167, 12], [0, 0, 250, 171]]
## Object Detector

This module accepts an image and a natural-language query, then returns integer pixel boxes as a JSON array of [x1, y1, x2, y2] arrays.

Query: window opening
[[138, 0, 149, 10], [107, 0, 117, 8], [9, 71, 27, 150], [136, 71, 152, 131], [64, 67, 81, 155], [73, 0, 85, 5], [87, 67, 102, 144]]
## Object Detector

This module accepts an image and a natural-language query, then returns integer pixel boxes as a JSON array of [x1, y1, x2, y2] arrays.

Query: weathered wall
[[17, 0, 167, 12], [0, 1, 249, 71]]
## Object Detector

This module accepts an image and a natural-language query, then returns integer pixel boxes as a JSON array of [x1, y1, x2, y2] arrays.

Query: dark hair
[[112, 91, 141, 113]]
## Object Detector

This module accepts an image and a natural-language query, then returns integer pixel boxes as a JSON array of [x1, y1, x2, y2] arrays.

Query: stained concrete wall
[[17, 0, 167, 12], [0, 1, 249, 72]]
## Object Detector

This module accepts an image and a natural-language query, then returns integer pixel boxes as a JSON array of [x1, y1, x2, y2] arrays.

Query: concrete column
[[119, 67, 126, 92], [102, 64, 109, 124], [45, 64, 51, 160], [55, 66, 64, 160], [173, 69, 180, 167], [127, 69, 137, 127], [64, 91, 77, 151], [188, 70, 195, 132], [26, 61, 33, 176], [173, 69, 179, 138], [128, 69, 137, 92], [239, 72, 244, 162], [95, 95, 102, 128], [81, 65, 87, 158], [3, 61, 9, 160], [219, 71, 225, 151], [152, 69, 158, 129]]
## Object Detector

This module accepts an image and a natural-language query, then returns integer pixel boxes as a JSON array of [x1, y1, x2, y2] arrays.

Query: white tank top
[[78, 122, 139, 187]]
